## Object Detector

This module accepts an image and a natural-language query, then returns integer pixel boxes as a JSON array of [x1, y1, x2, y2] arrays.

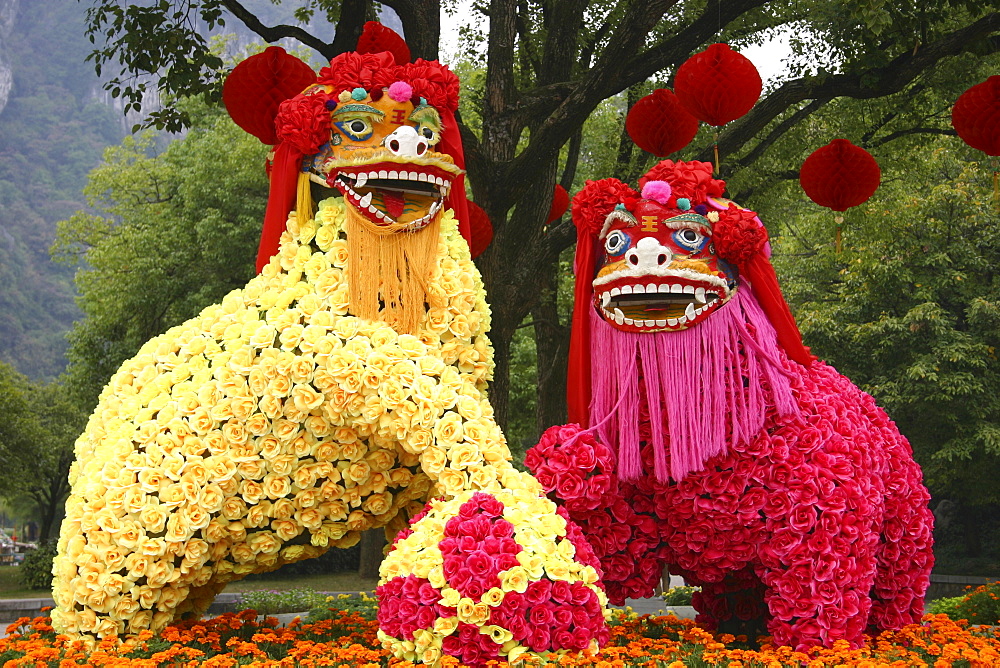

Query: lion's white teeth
[[388, 170, 399, 180], [667, 317, 678, 326], [695, 287, 706, 303], [601, 293, 610, 307], [621, 285, 633, 295], [354, 173, 368, 188], [685, 302, 696, 320], [623, 317, 634, 325], [613, 308, 625, 325], [683, 285, 695, 295], [646, 283, 657, 293], [656, 319, 667, 327], [417, 173, 429, 182], [359, 192, 373, 208], [378, 170, 389, 179], [609, 287, 621, 297], [671, 284, 683, 294]]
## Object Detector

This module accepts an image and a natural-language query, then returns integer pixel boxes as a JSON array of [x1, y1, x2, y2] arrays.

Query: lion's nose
[[383, 126, 428, 158], [625, 237, 671, 268]]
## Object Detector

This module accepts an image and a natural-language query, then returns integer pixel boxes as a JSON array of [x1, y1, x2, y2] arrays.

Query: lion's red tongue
[[382, 189, 406, 219]]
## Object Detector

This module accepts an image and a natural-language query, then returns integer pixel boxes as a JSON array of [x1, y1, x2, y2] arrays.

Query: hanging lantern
[[467, 202, 494, 258], [674, 44, 762, 127], [355, 20, 411, 65], [673, 43, 762, 173], [222, 46, 318, 146], [951, 76, 1000, 207], [625, 88, 700, 156], [547, 184, 570, 224], [800, 139, 881, 252]]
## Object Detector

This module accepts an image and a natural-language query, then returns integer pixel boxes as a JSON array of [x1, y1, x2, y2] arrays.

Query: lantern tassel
[[835, 214, 844, 253], [713, 130, 720, 175]]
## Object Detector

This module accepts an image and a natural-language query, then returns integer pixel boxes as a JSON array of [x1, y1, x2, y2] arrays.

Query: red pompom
[[639, 160, 725, 205], [712, 204, 768, 265], [467, 202, 494, 258], [317, 51, 398, 97], [571, 179, 639, 238], [393, 59, 460, 113], [274, 92, 333, 155], [800, 139, 881, 212], [355, 21, 411, 65], [674, 44, 762, 127], [952, 76, 1000, 156], [223, 47, 317, 145], [625, 88, 699, 156], [547, 184, 570, 224]]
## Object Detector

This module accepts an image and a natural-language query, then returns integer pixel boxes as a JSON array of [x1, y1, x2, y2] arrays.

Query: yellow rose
[[420, 446, 447, 475], [270, 498, 295, 519], [433, 411, 464, 445], [240, 480, 265, 505], [272, 519, 300, 541], [447, 442, 481, 470], [221, 496, 248, 521], [263, 473, 292, 499], [499, 566, 530, 593], [362, 491, 393, 516], [436, 469, 468, 495], [231, 541, 255, 563], [138, 503, 169, 533], [248, 531, 281, 555], [238, 458, 267, 480]]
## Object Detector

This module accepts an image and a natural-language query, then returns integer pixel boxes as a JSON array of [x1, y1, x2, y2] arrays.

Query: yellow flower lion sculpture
[[52, 24, 608, 666]]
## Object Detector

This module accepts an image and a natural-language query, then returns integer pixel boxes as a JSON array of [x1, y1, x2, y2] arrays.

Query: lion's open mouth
[[594, 280, 731, 331], [330, 163, 454, 230]]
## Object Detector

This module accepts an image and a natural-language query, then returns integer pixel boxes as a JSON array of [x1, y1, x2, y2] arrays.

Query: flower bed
[[2, 609, 1000, 667]]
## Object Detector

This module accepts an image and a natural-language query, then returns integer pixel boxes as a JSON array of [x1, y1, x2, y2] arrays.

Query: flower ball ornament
[[377, 490, 610, 665]]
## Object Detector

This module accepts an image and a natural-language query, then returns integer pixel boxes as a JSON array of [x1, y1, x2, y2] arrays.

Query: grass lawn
[[0, 564, 378, 600], [222, 572, 378, 594], [0, 565, 48, 599]]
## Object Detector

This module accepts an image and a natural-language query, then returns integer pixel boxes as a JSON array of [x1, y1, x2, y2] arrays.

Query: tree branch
[[219, 0, 335, 58]]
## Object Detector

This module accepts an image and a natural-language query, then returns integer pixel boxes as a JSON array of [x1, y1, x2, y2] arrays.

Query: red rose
[[712, 203, 768, 265], [317, 51, 396, 95], [395, 59, 460, 112], [275, 91, 332, 155], [639, 160, 725, 204], [571, 178, 639, 239]]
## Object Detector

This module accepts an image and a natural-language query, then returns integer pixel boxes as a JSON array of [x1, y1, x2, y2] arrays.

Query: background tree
[[54, 101, 268, 406], [81, 0, 1000, 436], [0, 362, 86, 541]]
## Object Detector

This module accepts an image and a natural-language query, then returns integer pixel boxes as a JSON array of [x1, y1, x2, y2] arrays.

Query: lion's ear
[[223, 46, 317, 145], [571, 178, 637, 239]]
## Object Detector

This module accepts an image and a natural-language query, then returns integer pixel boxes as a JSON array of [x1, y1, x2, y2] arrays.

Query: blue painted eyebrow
[[333, 104, 384, 117]]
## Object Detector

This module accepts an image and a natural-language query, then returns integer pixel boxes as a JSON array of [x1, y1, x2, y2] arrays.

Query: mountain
[[0, 0, 124, 381]]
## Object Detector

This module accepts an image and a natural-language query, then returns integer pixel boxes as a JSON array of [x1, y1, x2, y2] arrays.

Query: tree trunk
[[532, 259, 570, 439], [358, 528, 387, 579]]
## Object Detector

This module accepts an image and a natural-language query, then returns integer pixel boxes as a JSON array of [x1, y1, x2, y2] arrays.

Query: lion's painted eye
[[418, 126, 438, 142], [605, 230, 629, 255], [337, 117, 374, 141], [674, 228, 705, 250]]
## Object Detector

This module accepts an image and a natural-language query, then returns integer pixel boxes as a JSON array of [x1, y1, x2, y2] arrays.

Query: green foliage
[[17, 541, 57, 590], [237, 588, 329, 615], [772, 143, 1000, 506], [0, 362, 85, 539], [306, 591, 378, 622], [927, 595, 967, 618], [661, 585, 700, 607], [57, 101, 268, 406], [930, 582, 1000, 624]]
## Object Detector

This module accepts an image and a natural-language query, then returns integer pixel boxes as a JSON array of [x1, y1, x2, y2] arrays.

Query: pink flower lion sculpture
[[526, 160, 934, 650]]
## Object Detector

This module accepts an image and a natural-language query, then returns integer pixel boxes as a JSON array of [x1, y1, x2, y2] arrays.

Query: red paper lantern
[[952, 76, 1000, 156], [223, 47, 317, 146], [547, 184, 569, 224], [467, 202, 494, 258], [674, 44, 762, 127], [800, 139, 881, 212], [625, 88, 699, 156], [355, 20, 411, 65]]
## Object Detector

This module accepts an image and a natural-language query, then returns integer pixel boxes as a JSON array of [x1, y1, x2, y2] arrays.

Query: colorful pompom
[[388, 81, 414, 102], [641, 180, 672, 205]]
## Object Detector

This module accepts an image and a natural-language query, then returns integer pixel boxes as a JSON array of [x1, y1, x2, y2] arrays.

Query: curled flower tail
[[377, 489, 610, 666]]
